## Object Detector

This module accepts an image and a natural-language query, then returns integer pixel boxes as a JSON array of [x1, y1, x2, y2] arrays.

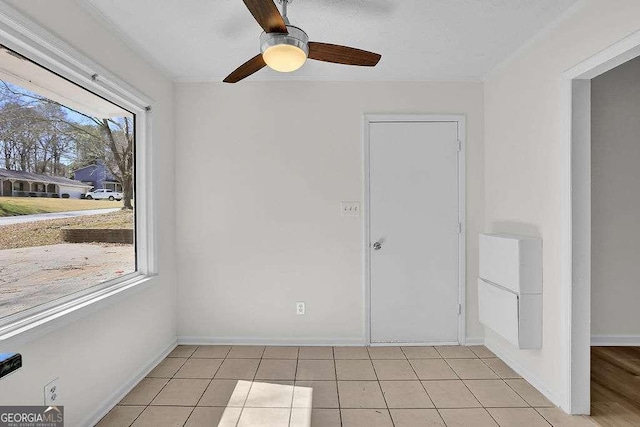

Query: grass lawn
[[0, 197, 123, 216], [0, 210, 133, 249]]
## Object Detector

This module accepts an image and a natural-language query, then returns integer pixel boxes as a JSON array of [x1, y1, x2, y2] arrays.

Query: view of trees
[[0, 81, 134, 209]]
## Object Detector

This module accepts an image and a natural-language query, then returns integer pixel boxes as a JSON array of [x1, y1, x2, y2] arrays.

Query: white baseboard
[[464, 337, 485, 346], [591, 335, 640, 346], [178, 336, 486, 347], [83, 338, 177, 427], [371, 341, 459, 347], [178, 336, 367, 346], [484, 343, 561, 408]]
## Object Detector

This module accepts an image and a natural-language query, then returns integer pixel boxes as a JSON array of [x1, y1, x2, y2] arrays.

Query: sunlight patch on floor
[[218, 380, 313, 426]]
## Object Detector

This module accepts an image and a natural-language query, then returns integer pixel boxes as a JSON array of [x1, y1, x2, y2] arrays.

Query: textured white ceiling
[[80, 0, 578, 82]]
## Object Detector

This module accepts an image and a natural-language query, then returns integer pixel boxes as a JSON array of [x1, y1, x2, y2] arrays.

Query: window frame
[[0, 2, 157, 342]]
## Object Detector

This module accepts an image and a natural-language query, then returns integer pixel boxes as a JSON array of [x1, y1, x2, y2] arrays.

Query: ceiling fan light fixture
[[260, 25, 309, 72], [262, 44, 306, 72]]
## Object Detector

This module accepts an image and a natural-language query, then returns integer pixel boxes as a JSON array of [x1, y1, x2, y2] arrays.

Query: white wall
[[175, 81, 484, 344], [591, 56, 640, 339], [484, 0, 640, 410], [0, 1, 176, 425]]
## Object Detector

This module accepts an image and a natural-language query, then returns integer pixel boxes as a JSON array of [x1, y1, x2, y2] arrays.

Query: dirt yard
[[0, 243, 135, 319]]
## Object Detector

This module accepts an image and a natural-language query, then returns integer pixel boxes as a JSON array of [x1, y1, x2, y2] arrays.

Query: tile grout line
[[483, 359, 556, 414], [146, 345, 198, 427], [331, 347, 345, 427], [126, 407, 144, 427], [478, 356, 521, 382], [187, 346, 225, 425], [456, 373, 504, 427], [330, 346, 345, 427], [182, 347, 200, 427], [235, 346, 265, 427], [403, 347, 446, 425], [499, 375, 536, 409], [447, 357, 500, 381], [466, 361, 533, 410], [180, 346, 206, 427], [442, 355, 466, 381], [439, 349, 500, 425], [532, 407, 558, 426], [370, 347, 406, 427], [483, 407, 552, 427], [124, 348, 192, 426], [140, 346, 199, 422], [287, 347, 300, 427]]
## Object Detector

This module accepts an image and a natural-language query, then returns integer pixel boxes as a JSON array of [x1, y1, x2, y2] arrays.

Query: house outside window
[[72, 160, 123, 193]]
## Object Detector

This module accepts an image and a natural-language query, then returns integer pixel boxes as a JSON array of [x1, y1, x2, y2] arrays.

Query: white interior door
[[369, 120, 460, 344]]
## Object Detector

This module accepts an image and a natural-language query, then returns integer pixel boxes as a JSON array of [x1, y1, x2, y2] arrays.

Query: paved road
[[0, 208, 121, 226]]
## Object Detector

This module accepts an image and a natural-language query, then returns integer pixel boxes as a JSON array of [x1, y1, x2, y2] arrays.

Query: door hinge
[[458, 304, 462, 315], [457, 222, 463, 234], [457, 140, 462, 152]]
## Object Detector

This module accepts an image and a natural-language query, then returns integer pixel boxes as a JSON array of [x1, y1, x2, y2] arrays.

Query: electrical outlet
[[44, 378, 60, 405], [296, 301, 306, 315], [341, 202, 360, 217]]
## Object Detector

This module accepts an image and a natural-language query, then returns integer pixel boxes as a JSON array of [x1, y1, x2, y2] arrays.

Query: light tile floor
[[97, 345, 597, 427]]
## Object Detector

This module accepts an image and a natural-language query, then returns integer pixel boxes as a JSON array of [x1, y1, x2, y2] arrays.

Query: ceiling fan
[[223, 0, 382, 83]]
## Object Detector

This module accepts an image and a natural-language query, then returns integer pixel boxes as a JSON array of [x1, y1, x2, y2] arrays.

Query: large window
[[0, 19, 154, 336]]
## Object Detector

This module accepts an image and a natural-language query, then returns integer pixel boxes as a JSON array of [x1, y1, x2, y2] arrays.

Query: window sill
[[0, 273, 156, 348]]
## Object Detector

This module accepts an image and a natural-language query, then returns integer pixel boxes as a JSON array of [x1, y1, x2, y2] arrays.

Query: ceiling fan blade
[[307, 42, 381, 67], [242, 0, 288, 33], [223, 54, 266, 83]]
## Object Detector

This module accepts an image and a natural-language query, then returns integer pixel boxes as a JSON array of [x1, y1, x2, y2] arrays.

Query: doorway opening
[[567, 29, 640, 418]]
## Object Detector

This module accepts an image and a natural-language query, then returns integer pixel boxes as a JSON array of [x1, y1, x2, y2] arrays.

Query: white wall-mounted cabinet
[[479, 233, 542, 294], [478, 233, 542, 349]]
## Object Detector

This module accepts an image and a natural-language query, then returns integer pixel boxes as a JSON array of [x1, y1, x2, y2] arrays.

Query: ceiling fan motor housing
[[260, 25, 309, 57]]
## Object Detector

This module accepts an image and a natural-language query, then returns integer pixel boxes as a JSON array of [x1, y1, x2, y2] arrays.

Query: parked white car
[[85, 189, 123, 201]]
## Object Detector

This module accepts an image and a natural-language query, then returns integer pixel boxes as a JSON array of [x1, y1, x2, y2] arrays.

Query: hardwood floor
[[591, 346, 640, 426]]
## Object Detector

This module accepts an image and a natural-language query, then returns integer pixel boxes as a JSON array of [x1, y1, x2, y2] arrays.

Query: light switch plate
[[341, 202, 360, 217]]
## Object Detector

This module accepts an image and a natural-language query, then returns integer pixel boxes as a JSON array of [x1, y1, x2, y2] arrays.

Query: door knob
[[372, 241, 382, 251]]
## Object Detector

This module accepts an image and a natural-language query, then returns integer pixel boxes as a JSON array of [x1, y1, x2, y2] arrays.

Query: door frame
[[563, 29, 640, 414], [363, 114, 467, 346]]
